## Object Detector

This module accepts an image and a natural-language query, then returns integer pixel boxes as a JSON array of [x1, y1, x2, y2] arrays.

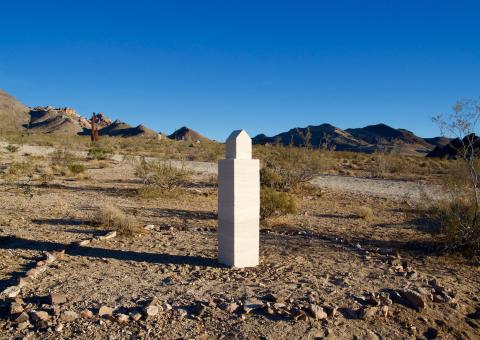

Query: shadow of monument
[[0, 236, 222, 287]]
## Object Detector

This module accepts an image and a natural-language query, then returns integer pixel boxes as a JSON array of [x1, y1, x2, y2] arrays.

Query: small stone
[[99, 231, 117, 240], [161, 302, 173, 311], [98, 306, 113, 317], [55, 323, 64, 332], [17, 321, 30, 330], [80, 309, 93, 318], [130, 310, 142, 321], [144, 225, 155, 230], [222, 302, 239, 313], [308, 304, 328, 320], [10, 302, 24, 315], [30, 310, 50, 323], [116, 313, 129, 323], [78, 239, 91, 246], [36, 261, 46, 267], [178, 309, 188, 319], [402, 289, 426, 311], [61, 311, 78, 322], [45, 252, 56, 264], [358, 306, 378, 320], [49, 293, 67, 305], [144, 305, 159, 317], [1, 285, 21, 299], [13, 312, 29, 323]]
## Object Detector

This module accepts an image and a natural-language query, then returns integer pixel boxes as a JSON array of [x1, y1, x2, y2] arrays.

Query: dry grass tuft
[[354, 206, 374, 221], [93, 204, 140, 237]]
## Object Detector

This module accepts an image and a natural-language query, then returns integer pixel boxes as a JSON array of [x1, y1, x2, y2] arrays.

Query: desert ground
[[0, 138, 479, 340]]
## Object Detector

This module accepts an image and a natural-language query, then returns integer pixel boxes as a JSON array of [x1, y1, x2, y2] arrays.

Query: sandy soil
[[0, 144, 479, 339]]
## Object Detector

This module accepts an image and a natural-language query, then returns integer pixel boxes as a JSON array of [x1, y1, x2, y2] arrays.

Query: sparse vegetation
[[5, 144, 20, 153], [88, 145, 113, 160], [260, 187, 297, 220], [93, 204, 140, 237], [134, 157, 192, 196], [67, 163, 87, 175], [427, 99, 480, 259], [354, 205, 374, 221]]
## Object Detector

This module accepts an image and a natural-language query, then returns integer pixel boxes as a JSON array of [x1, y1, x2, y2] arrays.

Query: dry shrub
[[88, 145, 113, 160], [2, 161, 35, 183], [67, 163, 86, 175], [50, 149, 78, 167], [425, 160, 480, 259], [258, 146, 328, 192], [354, 206, 374, 221], [5, 144, 19, 153], [93, 204, 140, 237], [260, 187, 297, 220], [135, 158, 191, 192]]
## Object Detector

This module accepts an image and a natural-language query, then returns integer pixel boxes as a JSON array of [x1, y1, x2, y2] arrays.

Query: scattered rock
[[308, 304, 328, 320], [49, 293, 67, 305], [60, 311, 78, 322], [161, 302, 173, 311], [130, 310, 143, 321], [402, 289, 427, 311], [10, 302, 24, 315], [80, 309, 93, 318], [143, 305, 159, 317], [99, 231, 117, 240], [221, 302, 239, 313], [30, 310, 50, 323], [13, 312, 29, 324], [116, 313, 129, 323], [1, 285, 21, 299], [144, 224, 155, 230], [98, 306, 113, 317], [17, 321, 30, 331], [77, 239, 91, 246], [358, 306, 378, 320], [45, 252, 56, 264]]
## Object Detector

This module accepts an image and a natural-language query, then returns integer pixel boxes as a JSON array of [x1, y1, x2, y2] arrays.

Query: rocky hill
[[0, 89, 159, 138], [427, 134, 479, 158], [168, 126, 210, 142], [0, 89, 30, 131], [254, 123, 448, 156]]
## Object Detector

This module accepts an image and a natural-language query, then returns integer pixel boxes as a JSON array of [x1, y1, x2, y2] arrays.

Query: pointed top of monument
[[226, 130, 252, 159]]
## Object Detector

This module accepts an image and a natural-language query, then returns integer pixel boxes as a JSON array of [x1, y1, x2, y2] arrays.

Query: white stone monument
[[218, 130, 260, 267]]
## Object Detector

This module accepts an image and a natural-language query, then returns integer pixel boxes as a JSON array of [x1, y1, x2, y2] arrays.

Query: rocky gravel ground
[[0, 147, 479, 339]]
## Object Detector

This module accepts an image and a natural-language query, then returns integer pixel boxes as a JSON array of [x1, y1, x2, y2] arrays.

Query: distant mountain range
[[0, 89, 207, 142], [1, 88, 453, 156], [253, 123, 451, 156]]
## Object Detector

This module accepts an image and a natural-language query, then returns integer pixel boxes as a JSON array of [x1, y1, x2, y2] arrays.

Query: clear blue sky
[[1, 1, 479, 141]]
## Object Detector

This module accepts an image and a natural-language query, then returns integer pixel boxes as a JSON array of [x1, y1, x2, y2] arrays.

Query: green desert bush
[[258, 145, 327, 192], [135, 157, 192, 192], [93, 204, 140, 237], [88, 145, 113, 160], [260, 187, 297, 220], [50, 149, 78, 167], [67, 163, 86, 175]]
